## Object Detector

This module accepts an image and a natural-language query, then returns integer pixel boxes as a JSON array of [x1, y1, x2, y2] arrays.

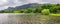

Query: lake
[[0, 13, 60, 24]]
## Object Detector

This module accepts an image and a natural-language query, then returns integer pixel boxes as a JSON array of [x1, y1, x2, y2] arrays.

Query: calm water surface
[[0, 13, 60, 24]]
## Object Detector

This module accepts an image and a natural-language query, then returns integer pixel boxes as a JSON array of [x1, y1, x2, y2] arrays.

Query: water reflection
[[7, 13, 49, 24], [0, 13, 60, 24], [0, 13, 8, 24]]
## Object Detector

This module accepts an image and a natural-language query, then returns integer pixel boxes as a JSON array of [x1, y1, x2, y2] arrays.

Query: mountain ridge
[[6, 3, 39, 10]]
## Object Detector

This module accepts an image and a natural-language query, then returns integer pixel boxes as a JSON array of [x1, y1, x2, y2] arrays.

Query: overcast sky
[[0, 0, 59, 10]]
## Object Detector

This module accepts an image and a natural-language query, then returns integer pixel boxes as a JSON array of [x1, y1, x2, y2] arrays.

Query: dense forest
[[0, 3, 60, 15]]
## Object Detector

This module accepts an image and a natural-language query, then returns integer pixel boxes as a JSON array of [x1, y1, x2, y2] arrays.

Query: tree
[[50, 6, 60, 13], [0, 10, 5, 13], [41, 4, 54, 9], [41, 9, 50, 15], [13, 10, 20, 13], [24, 8, 33, 13], [33, 8, 41, 13]]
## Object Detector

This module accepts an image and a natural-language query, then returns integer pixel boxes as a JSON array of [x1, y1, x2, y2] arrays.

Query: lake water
[[0, 13, 60, 24], [0, 13, 25, 24]]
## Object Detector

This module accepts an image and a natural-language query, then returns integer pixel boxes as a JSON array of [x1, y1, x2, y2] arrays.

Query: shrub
[[13, 10, 20, 13], [41, 9, 50, 15]]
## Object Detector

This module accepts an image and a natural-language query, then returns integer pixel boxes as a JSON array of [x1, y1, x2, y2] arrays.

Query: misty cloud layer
[[0, 0, 60, 10]]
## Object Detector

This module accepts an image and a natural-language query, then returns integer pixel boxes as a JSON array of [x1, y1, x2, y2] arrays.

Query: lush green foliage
[[0, 3, 60, 15], [13, 10, 20, 13], [41, 9, 50, 15], [49, 14, 60, 16]]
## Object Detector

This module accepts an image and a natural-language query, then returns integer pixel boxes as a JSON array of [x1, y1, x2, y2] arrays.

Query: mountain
[[7, 7, 14, 10], [6, 3, 38, 10]]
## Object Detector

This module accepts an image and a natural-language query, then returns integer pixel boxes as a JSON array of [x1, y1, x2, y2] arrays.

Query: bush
[[41, 9, 50, 15], [13, 10, 20, 13]]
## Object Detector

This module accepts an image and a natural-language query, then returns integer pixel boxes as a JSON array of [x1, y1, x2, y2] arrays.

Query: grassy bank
[[49, 14, 60, 16]]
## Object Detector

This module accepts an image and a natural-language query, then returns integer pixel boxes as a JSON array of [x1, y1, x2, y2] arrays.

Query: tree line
[[0, 3, 60, 14]]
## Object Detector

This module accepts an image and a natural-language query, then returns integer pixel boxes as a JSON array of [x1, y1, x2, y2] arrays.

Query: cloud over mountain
[[0, 0, 60, 10]]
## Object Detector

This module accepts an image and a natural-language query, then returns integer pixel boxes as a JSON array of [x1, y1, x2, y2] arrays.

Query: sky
[[0, 0, 59, 10]]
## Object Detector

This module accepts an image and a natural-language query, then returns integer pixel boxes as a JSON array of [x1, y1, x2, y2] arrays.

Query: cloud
[[0, 6, 8, 10], [42, 0, 60, 4], [0, 0, 60, 10], [0, 0, 7, 5], [5, 0, 60, 6]]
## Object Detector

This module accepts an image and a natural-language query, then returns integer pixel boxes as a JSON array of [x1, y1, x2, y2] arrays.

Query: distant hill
[[6, 3, 39, 10]]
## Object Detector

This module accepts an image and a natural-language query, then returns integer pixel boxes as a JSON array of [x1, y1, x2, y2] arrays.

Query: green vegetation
[[13, 10, 20, 13], [41, 9, 50, 15], [49, 14, 60, 16], [0, 3, 60, 16]]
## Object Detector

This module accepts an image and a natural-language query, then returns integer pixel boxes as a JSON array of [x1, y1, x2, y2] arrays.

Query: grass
[[49, 14, 60, 16]]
